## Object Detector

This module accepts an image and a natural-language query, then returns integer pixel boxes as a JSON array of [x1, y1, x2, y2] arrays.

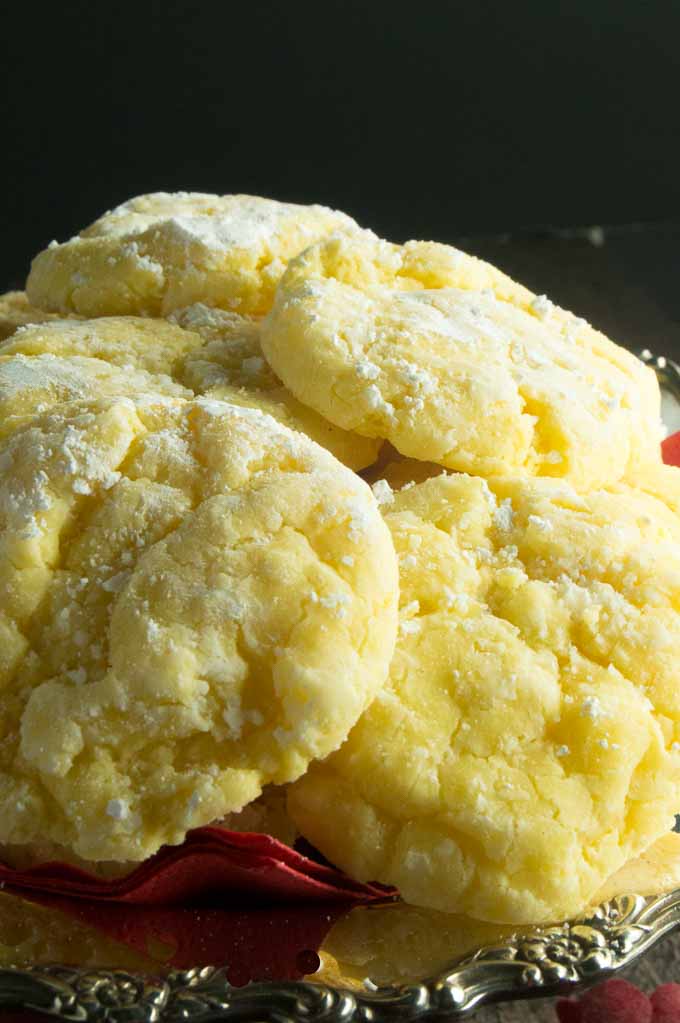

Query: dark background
[[2, 0, 680, 352]]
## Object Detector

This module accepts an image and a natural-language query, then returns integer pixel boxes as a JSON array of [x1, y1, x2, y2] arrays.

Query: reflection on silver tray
[[1, 891, 680, 1021], [1, 352, 679, 1021], [640, 348, 680, 403]]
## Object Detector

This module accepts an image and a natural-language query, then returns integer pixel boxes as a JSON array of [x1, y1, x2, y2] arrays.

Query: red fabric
[[0, 828, 394, 981], [662, 431, 680, 467], [651, 983, 680, 1022], [579, 980, 652, 1023], [0, 827, 390, 906], [555, 999, 583, 1022], [11, 892, 347, 980], [556, 980, 653, 1023]]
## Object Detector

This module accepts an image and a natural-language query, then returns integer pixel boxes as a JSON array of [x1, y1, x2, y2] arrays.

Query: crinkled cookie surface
[[0, 291, 62, 341], [0, 316, 205, 378], [0, 787, 295, 876], [261, 233, 662, 487], [320, 835, 680, 987], [288, 471, 680, 924], [26, 192, 359, 318], [0, 397, 398, 862], [172, 304, 381, 471], [0, 353, 190, 440], [1, 313, 382, 471]]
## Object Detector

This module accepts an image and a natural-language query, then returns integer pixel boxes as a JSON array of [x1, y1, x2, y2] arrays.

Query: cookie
[[26, 192, 359, 318], [0, 316, 205, 378], [0, 291, 61, 340], [288, 471, 680, 924], [172, 304, 382, 471], [1, 313, 382, 471], [261, 233, 662, 487], [374, 456, 443, 490], [628, 460, 680, 514], [0, 397, 398, 862], [320, 834, 680, 987], [0, 352, 190, 440], [0, 788, 296, 875], [218, 786, 297, 846]]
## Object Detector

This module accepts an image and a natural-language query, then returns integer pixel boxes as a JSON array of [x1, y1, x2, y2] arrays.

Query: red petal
[[14, 891, 351, 980], [650, 983, 680, 1022], [662, 431, 680, 467], [555, 997, 584, 1021], [580, 979, 652, 1023], [0, 826, 394, 905], [0, 828, 395, 981]]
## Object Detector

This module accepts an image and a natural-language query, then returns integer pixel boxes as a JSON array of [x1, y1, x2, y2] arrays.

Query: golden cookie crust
[[172, 304, 382, 471], [289, 471, 680, 924], [0, 352, 190, 440], [0, 397, 398, 863], [26, 193, 358, 318], [261, 233, 662, 487], [319, 833, 680, 988], [0, 291, 62, 341], [0, 786, 295, 877], [218, 786, 297, 846], [375, 457, 444, 490], [0, 313, 382, 471], [0, 315, 206, 378]]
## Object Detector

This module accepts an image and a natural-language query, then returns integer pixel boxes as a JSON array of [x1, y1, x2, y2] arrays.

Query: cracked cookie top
[[1, 313, 382, 471], [261, 232, 662, 487], [26, 192, 359, 318], [0, 291, 62, 341], [0, 315, 206, 377], [0, 352, 190, 440], [288, 470, 680, 924], [172, 303, 382, 471], [0, 396, 398, 862]]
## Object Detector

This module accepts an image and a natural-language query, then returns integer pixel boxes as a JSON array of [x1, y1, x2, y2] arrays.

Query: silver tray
[[1, 351, 679, 1022], [2, 890, 680, 1021]]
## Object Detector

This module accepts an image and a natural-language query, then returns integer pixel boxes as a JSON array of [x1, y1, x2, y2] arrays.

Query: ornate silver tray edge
[[1, 890, 679, 1022]]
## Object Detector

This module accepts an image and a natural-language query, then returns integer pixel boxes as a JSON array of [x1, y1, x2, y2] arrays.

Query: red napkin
[[6, 894, 352, 981], [556, 979, 680, 1022], [0, 826, 389, 905], [662, 430, 680, 467], [0, 828, 394, 980]]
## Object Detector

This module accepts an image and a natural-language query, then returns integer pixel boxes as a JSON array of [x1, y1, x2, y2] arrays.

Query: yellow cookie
[[374, 456, 443, 490], [0, 315, 205, 378], [172, 304, 382, 471], [261, 233, 662, 488], [0, 291, 62, 340], [26, 192, 359, 318], [218, 786, 297, 846], [320, 833, 680, 988], [0, 786, 296, 877], [0, 352, 190, 440], [0, 313, 382, 470], [0, 397, 398, 863], [288, 471, 680, 925]]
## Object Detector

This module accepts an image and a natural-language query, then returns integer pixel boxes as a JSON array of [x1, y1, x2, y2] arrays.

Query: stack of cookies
[[1, 192, 677, 928]]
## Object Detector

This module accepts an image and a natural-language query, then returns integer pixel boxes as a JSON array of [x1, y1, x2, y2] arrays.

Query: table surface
[[473, 946, 677, 1021], [462, 221, 680, 1019]]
